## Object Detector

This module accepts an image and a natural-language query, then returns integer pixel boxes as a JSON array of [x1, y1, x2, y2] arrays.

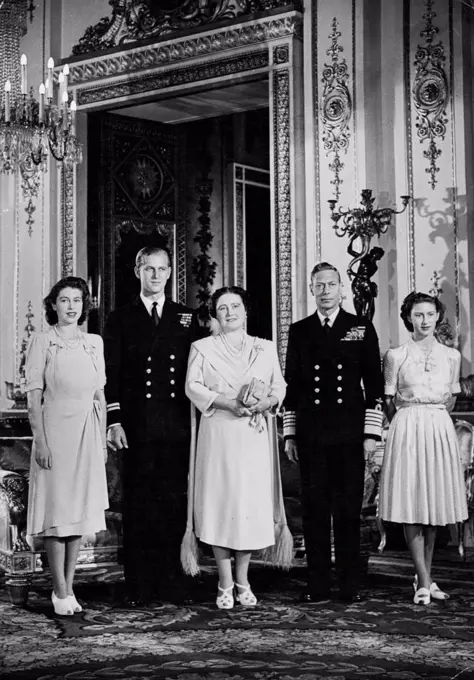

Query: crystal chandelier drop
[[0, 55, 82, 186]]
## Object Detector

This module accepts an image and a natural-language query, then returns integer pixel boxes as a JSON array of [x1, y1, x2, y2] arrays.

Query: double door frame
[[60, 8, 305, 365]]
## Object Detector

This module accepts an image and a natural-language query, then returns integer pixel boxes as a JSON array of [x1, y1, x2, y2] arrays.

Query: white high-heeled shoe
[[413, 575, 449, 601], [235, 582, 257, 606], [216, 583, 234, 609], [68, 593, 83, 613], [51, 591, 74, 616]]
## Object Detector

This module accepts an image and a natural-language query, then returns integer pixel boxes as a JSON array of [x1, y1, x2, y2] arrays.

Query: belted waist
[[398, 403, 446, 410]]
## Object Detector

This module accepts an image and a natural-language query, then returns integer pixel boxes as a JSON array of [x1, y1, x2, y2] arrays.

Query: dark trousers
[[122, 438, 189, 600], [299, 441, 365, 596]]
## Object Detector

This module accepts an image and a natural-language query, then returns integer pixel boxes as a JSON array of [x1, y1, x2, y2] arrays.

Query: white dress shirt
[[317, 307, 340, 328], [140, 293, 165, 319]]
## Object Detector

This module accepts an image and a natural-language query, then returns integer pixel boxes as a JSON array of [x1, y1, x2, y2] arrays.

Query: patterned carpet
[[1, 550, 474, 680]]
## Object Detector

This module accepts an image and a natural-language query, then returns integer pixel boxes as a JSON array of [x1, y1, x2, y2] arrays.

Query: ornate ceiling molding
[[412, 0, 449, 191], [68, 13, 301, 89], [76, 49, 269, 106], [71, 0, 302, 57]]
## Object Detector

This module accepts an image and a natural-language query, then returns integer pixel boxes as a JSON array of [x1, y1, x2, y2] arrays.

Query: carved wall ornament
[[320, 17, 352, 202], [273, 44, 289, 65], [7, 301, 35, 408], [114, 219, 173, 247], [412, 0, 449, 190], [71, 0, 301, 56], [429, 270, 457, 348]]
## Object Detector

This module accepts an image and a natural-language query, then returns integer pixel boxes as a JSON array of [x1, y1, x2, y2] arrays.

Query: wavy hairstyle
[[210, 286, 249, 319], [43, 276, 91, 326], [400, 291, 445, 332]]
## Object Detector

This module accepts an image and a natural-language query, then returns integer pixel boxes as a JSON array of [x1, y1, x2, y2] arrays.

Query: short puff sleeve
[[25, 333, 48, 392], [383, 348, 399, 396], [449, 349, 461, 394]]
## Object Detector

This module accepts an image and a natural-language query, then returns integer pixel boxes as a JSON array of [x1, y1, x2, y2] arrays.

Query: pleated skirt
[[379, 405, 468, 526]]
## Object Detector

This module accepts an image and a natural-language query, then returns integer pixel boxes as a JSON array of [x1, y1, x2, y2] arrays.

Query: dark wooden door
[[87, 112, 183, 333]]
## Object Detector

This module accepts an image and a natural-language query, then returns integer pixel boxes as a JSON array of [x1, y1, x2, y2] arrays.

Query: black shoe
[[299, 590, 331, 603], [337, 590, 363, 604]]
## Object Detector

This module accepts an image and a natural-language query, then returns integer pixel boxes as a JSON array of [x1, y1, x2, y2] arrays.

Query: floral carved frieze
[[68, 16, 301, 88], [412, 0, 449, 191], [320, 18, 352, 202], [71, 0, 302, 56], [76, 50, 269, 106]]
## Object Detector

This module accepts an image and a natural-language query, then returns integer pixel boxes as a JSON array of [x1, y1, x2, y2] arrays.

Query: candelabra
[[0, 54, 82, 193], [328, 189, 411, 319]]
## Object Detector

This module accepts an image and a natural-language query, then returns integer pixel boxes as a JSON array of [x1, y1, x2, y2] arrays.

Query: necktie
[[323, 317, 331, 335], [151, 301, 160, 327]]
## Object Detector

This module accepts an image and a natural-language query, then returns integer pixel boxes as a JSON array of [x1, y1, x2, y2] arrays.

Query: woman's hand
[[35, 441, 52, 469], [249, 397, 272, 415], [229, 399, 252, 418]]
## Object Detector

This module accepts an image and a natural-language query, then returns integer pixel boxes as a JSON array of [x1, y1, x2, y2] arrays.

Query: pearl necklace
[[220, 331, 246, 357], [54, 325, 81, 349]]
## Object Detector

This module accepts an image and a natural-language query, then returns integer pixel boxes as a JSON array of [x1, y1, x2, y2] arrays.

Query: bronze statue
[[350, 246, 384, 320]]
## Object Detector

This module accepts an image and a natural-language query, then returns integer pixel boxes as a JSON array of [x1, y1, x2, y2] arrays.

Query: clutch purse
[[238, 378, 270, 431]]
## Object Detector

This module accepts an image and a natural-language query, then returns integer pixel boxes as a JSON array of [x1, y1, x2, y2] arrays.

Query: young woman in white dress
[[26, 277, 108, 616], [379, 292, 468, 605]]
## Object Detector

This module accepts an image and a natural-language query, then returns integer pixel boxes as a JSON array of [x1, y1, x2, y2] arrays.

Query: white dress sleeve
[[185, 344, 219, 417], [25, 333, 47, 392], [383, 348, 399, 396], [91, 334, 106, 390]]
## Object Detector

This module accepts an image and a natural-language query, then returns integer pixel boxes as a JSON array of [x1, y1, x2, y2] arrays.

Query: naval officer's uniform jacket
[[283, 307, 384, 446], [283, 307, 384, 597], [103, 295, 199, 601]]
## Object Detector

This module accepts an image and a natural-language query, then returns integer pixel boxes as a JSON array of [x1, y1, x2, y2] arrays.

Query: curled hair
[[210, 286, 249, 318], [310, 261, 341, 282], [400, 291, 445, 332], [135, 245, 172, 269], [44, 276, 91, 326]]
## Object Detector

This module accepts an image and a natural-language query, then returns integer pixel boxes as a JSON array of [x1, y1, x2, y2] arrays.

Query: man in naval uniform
[[104, 245, 199, 604], [283, 262, 384, 603]]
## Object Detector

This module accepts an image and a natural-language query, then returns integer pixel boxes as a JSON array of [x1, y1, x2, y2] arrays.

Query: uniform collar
[[317, 307, 340, 327], [140, 293, 165, 317]]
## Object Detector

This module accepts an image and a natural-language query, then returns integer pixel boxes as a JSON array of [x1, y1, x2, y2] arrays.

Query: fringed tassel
[[261, 522, 294, 570], [180, 526, 200, 576]]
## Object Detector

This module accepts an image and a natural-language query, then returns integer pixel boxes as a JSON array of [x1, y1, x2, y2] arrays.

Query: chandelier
[[0, 52, 82, 193]]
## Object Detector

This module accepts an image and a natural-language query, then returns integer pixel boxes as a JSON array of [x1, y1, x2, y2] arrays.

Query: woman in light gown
[[26, 277, 109, 616], [183, 286, 292, 609], [379, 292, 468, 605]]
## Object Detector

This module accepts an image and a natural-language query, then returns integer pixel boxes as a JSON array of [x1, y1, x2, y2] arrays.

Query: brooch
[[178, 313, 193, 328], [341, 326, 366, 341]]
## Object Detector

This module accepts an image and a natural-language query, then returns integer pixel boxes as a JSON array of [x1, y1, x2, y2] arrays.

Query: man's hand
[[285, 438, 299, 464], [363, 437, 377, 462], [107, 424, 129, 451]]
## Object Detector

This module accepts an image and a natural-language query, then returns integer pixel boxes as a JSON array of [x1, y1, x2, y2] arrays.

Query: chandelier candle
[[20, 54, 27, 95]]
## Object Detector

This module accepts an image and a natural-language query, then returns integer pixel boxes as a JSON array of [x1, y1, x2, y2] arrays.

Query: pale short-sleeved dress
[[25, 328, 109, 538], [379, 339, 468, 526], [185, 333, 286, 551]]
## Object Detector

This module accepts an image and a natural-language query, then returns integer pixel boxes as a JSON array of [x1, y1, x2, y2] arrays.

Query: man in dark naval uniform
[[283, 262, 384, 603], [104, 245, 199, 604]]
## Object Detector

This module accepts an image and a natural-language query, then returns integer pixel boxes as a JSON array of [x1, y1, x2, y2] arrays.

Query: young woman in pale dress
[[379, 292, 468, 605], [26, 277, 109, 616], [184, 286, 291, 609]]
